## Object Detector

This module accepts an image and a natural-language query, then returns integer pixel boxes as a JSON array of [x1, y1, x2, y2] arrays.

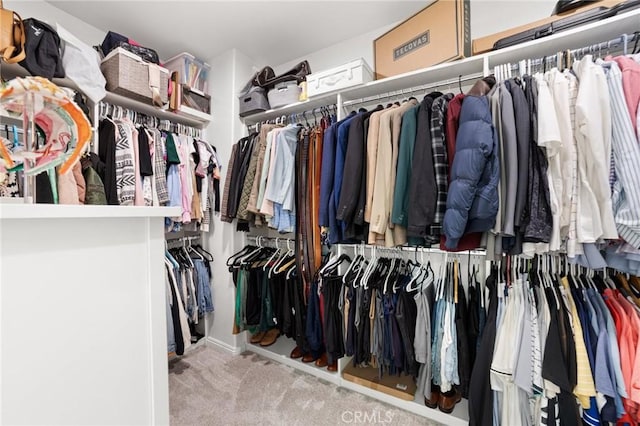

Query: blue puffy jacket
[[443, 95, 499, 249]]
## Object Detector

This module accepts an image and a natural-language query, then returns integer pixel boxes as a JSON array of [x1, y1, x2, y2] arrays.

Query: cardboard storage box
[[472, 0, 621, 54], [307, 59, 373, 97], [374, 0, 470, 80]]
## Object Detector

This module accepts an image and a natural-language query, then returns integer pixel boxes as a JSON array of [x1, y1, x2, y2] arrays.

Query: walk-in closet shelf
[[246, 340, 342, 386], [240, 8, 640, 123], [0, 204, 180, 219], [0, 63, 212, 127], [235, 8, 640, 426], [241, 92, 339, 125]]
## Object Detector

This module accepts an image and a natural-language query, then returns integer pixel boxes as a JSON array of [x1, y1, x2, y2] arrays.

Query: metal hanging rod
[[246, 104, 337, 133], [166, 235, 202, 248], [494, 31, 640, 76], [342, 72, 484, 108], [246, 235, 295, 248], [339, 243, 486, 257], [99, 101, 203, 138]]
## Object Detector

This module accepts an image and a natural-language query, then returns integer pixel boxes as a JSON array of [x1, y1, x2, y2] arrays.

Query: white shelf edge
[[176, 105, 212, 122], [484, 8, 640, 66], [0, 62, 210, 128], [340, 380, 469, 426], [102, 91, 209, 127], [245, 341, 341, 386], [240, 9, 640, 122], [241, 93, 338, 125], [245, 336, 469, 425], [340, 55, 485, 101], [0, 204, 181, 219]]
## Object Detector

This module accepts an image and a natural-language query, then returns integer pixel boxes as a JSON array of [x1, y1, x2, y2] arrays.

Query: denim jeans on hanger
[[194, 259, 214, 314]]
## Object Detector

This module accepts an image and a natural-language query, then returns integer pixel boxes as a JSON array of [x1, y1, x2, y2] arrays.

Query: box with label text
[[373, 0, 470, 80]]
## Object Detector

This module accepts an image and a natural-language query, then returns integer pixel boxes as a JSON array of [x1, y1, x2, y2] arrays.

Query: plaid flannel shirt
[[429, 94, 454, 237]]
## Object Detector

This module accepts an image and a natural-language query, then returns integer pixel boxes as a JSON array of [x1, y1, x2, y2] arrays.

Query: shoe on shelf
[[250, 331, 266, 344], [315, 352, 328, 367], [327, 361, 338, 372], [301, 353, 317, 363], [424, 384, 441, 409], [438, 388, 462, 414], [290, 346, 303, 359], [259, 328, 280, 347]]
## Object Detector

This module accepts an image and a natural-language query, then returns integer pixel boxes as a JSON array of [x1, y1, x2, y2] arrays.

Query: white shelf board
[[103, 91, 210, 127], [340, 55, 485, 102], [175, 105, 212, 122], [485, 9, 640, 67], [241, 92, 338, 125], [0, 204, 180, 219], [246, 338, 341, 386], [340, 379, 469, 426], [0, 63, 210, 128], [0, 112, 23, 126], [0, 62, 81, 93]]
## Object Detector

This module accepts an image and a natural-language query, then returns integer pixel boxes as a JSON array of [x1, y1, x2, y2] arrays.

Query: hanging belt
[[312, 126, 324, 271], [299, 130, 312, 293]]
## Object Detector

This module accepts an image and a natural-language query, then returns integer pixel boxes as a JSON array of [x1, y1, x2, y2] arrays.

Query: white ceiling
[[47, 0, 429, 65]]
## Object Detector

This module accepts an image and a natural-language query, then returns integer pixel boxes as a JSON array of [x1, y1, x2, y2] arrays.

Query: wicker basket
[[100, 48, 169, 104]]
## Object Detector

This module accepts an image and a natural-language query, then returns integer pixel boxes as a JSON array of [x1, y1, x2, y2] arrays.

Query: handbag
[[252, 66, 276, 88], [0, 0, 25, 64], [101, 31, 160, 64], [259, 61, 311, 89], [19, 18, 65, 79]]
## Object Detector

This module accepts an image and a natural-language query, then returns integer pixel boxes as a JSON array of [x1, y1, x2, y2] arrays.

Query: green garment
[[391, 105, 419, 227]]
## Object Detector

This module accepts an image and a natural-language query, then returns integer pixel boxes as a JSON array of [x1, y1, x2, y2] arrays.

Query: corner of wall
[[203, 48, 257, 353]]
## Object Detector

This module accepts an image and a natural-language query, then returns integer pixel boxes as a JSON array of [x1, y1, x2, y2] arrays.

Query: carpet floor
[[168, 346, 442, 425]]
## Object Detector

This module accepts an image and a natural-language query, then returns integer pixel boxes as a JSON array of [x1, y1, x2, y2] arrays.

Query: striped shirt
[[601, 60, 640, 249], [563, 70, 582, 258]]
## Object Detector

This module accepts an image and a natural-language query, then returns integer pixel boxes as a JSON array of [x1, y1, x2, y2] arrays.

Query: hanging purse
[[0, 0, 26, 64]]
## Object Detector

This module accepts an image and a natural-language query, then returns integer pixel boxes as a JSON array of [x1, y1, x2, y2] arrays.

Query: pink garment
[[177, 135, 192, 223], [614, 56, 640, 137], [131, 126, 145, 206], [617, 294, 640, 417]]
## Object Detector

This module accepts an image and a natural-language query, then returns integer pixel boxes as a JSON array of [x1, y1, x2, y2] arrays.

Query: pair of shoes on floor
[[249, 328, 279, 346], [424, 385, 462, 414], [310, 352, 338, 371], [290, 347, 338, 371]]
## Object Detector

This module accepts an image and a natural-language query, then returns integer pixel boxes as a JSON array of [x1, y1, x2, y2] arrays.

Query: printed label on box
[[393, 31, 430, 61]]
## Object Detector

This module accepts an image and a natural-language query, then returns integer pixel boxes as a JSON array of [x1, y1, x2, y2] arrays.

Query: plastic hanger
[[343, 246, 363, 284], [353, 258, 370, 289], [263, 238, 283, 271], [187, 240, 204, 261], [360, 246, 378, 290], [405, 260, 423, 292], [193, 244, 214, 262], [270, 239, 294, 278], [226, 244, 254, 266], [286, 264, 297, 280]]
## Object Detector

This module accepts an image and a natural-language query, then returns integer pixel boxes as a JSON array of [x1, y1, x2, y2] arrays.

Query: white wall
[[5, 0, 105, 45], [204, 48, 256, 352], [275, 0, 557, 73]]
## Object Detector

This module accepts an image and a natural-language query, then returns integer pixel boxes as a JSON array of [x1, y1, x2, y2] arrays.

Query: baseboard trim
[[206, 337, 243, 355]]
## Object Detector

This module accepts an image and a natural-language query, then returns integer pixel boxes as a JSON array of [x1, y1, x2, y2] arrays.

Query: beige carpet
[[168, 346, 442, 425]]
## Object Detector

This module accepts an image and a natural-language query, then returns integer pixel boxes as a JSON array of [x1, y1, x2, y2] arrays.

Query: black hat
[[19, 18, 65, 79]]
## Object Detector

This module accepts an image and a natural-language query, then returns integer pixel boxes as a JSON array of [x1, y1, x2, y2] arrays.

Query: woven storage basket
[[101, 48, 169, 104]]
